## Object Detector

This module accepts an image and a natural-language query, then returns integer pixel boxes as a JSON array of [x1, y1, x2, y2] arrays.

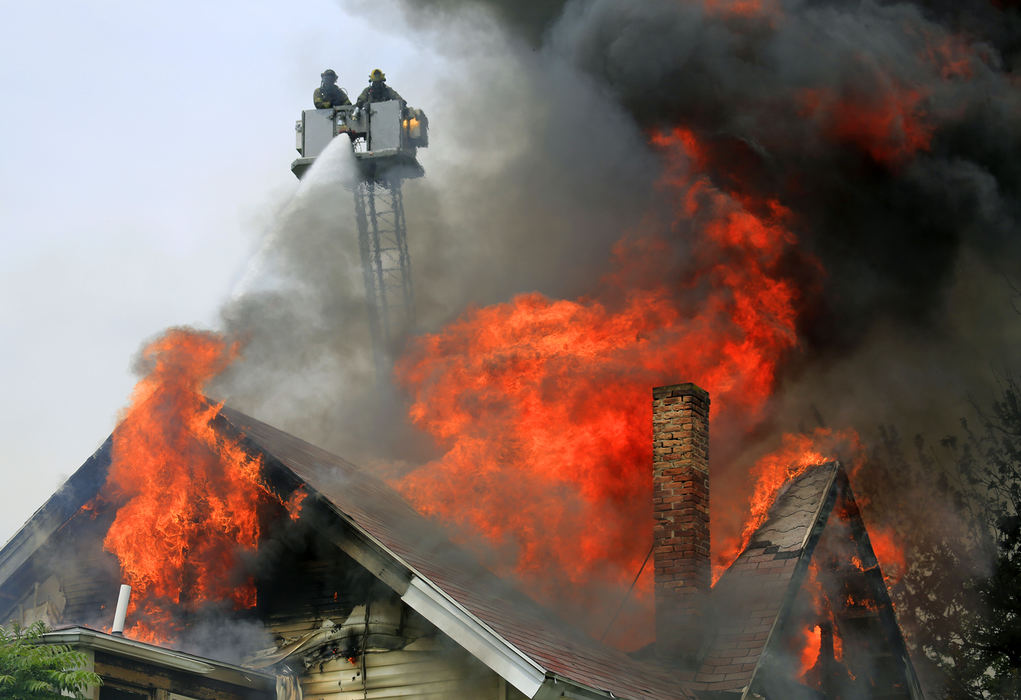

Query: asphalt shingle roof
[[220, 407, 695, 700], [691, 462, 839, 694], [1, 402, 869, 700]]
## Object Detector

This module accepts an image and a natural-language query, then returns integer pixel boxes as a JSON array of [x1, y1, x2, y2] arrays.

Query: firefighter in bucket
[[313, 69, 350, 109], [355, 69, 405, 112], [354, 69, 427, 148]]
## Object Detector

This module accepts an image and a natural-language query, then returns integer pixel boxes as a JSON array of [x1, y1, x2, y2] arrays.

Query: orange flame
[[714, 427, 862, 579], [798, 87, 933, 165], [867, 525, 907, 587], [701, 0, 777, 19], [923, 35, 976, 80], [100, 329, 274, 642], [799, 624, 822, 678], [797, 561, 848, 687], [395, 128, 810, 622], [285, 488, 309, 521]]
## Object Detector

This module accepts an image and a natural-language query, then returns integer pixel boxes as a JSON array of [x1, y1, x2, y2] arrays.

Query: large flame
[[395, 128, 810, 617], [713, 427, 864, 579], [799, 624, 823, 679], [866, 524, 907, 588], [100, 329, 272, 642], [95, 116, 914, 649]]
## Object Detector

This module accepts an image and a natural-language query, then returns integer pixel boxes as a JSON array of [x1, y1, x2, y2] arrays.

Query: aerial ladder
[[291, 100, 428, 381]]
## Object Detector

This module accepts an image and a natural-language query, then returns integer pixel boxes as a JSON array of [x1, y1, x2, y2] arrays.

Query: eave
[[40, 626, 276, 691]]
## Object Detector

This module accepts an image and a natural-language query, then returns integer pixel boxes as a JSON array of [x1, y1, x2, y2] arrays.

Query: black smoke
[[204, 1, 1020, 689], [401, 0, 1021, 364]]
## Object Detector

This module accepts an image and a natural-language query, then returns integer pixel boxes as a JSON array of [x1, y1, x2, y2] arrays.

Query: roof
[[691, 462, 922, 699], [217, 407, 694, 700], [692, 463, 839, 695], [0, 404, 918, 700], [0, 437, 111, 589]]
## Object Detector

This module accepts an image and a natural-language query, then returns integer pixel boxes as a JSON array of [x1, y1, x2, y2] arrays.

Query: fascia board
[[534, 673, 634, 700], [401, 575, 546, 698]]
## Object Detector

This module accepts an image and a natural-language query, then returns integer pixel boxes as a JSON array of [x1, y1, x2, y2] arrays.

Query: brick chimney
[[652, 382, 710, 664]]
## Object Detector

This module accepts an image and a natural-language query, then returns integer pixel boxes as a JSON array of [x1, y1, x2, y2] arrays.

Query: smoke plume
[[214, 7, 667, 465], [189, 0, 1021, 671]]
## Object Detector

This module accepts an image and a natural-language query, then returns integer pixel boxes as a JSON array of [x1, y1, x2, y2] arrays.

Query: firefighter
[[354, 69, 405, 112], [313, 69, 351, 109]]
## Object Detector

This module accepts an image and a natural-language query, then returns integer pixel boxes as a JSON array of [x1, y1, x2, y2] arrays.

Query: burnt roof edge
[[0, 436, 112, 593], [831, 471, 926, 700], [740, 461, 842, 700], [740, 463, 925, 700]]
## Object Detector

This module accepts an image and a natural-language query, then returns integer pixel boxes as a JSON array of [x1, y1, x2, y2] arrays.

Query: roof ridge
[[693, 461, 841, 696], [743, 461, 842, 696]]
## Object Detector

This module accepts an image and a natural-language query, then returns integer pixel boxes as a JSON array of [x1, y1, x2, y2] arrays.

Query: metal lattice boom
[[352, 176, 415, 378]]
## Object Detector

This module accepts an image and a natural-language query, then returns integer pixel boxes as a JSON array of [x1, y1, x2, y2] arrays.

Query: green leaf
[[0, 621, 102, 699]]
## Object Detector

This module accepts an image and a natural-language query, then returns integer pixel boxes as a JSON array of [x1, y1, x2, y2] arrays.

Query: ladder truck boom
[[289, 99, 428, 383]]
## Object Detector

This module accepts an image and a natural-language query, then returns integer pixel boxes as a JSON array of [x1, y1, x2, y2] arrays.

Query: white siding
[[301, 638, 509, 700]]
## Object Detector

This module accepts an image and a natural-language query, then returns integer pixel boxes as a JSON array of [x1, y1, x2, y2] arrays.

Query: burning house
[[0, 359, 921, 700], [6, 0, 1021, 696]]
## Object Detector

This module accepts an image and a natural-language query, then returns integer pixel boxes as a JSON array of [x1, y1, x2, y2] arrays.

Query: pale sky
[[0, 0, 443, 543]]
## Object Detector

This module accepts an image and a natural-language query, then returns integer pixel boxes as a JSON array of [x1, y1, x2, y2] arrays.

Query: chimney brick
[[652, 382, 710, 665]]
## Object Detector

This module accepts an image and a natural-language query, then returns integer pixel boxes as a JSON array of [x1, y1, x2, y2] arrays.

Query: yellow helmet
[[369, 68, 386, 83]]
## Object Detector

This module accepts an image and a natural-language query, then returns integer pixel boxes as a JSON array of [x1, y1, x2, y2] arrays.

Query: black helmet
[[321, 69, 338, 79]]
